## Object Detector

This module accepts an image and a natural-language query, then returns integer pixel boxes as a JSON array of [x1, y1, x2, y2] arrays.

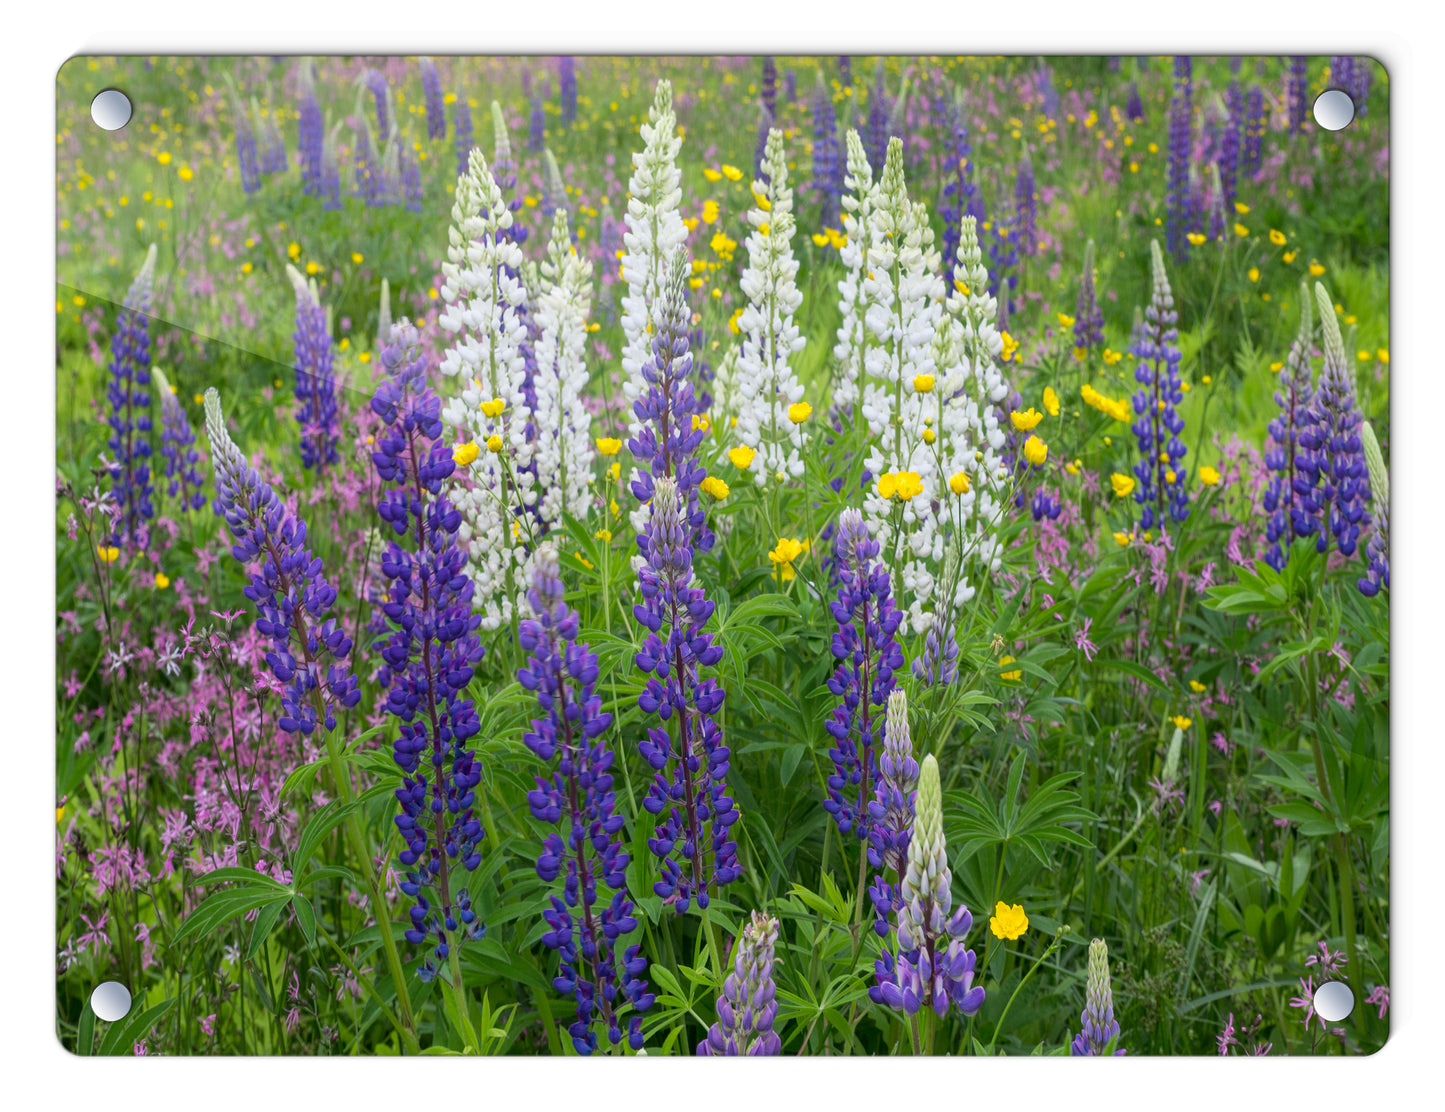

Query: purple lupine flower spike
[[1357, 421, 1389, 596], [633, 475, 739, 912], [1013, 152, 1037, 258], [1286, 56, 1309, 137], [760, 56, 777, 122], [698, 911, 782, 1056], [865, 61, 889, 172], [224, 79, 260, 194], [1242, 85, 1265, 175], [559, 56, 577, 126], [1125, 81, 1144, 123], [823, 508, 904, 839], [1071, 938, 1125, 1055], [866, 689, 919, 935], [1166, 56, 1193, 259], [1074, 239, 1105, 354], [1129, 241, 1189, 530], [528, 94, 545, 153], [870, 754, 985, 1019], [452, 92, 474, 180], [1263, 285, 1319, 569], [367, 322, 487, 983], [203, 388, 361, 735], [420, 57, 446, 141], [105, 243, 158, 545], [297, 60, 324, 196], [286, 266, 340, 473], [1298, 281, 1369, 558], [520, 547, 654, 1054], [809, 72, 843, 230], [363, 68, 391, 142], [938, 91, 977, 269], [151, 367, 205, 513]]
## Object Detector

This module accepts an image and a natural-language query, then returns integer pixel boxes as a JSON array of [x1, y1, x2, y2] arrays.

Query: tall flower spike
[[633, 476, 739, 912], [151, 367, 205, 513], [938, 87, 978, 273], [533, 208, 596, 532], [452, 93, 473, 180], [824, 508, 904, 843], [1071, 938, 1125, 1055], [867, 687, 919, 934], [438, 146, 533, 630], [831, 129, 878, 428], [734, 128, 808, 488], [626, 249, 713, 554], [520, 547, 654, 1053], [297, 59, 324, 196], [870, 753, 985, 1019], [1357, 420, 1389, 597], [203, 388, 361, 734], [105, 243, 159, 544], [559, 56, 577, 126], [1263, 284, 1318, 569], [1129, 241, 1189, 530], [698, 911, 782, 1055], [1298, 282, 1369, 558], [1013, 153, 1037, 258], [620, 80, 688, 423], [809, 72, 843, 230], [285, 265, 340, 474], [420, 57, 446, 140], [368, 321, 488, 984], [1166, 57, 1193, 259], [1074, 240, 1106, 353]]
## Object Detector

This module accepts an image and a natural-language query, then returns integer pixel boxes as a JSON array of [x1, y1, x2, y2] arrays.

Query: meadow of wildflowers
[[55, 53, 1389, 1057]]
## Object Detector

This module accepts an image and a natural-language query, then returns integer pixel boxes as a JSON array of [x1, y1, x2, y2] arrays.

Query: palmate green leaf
[[174, 885, 290, 947], [247, 898, 290, 960], [96, 996, 175, 1057], [291, 799, 359, 875]]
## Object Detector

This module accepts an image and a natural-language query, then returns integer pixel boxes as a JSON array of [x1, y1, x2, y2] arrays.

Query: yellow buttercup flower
[[701, 199, 720, 224], [287, 241, 301, 260], [1186, 232, 1207, 247], [481, 398, 506, 418], [453, 441, 480, 467], [1111, 473, 1135, 498], [607, 463, 621, 482], [1309, 262, 1326, 277], [1234, 201, 1250, 215], [998, 656, 1022, 682], [1023, 435, 1048, 467], [949, 471, 971, 496], [768, 537, 805, 582], [1113, 531, 1132, 547], [1234, 223, 1249, 238], [1102, 348, 1122, 366], [154, 572, 170, 589], [878, 472, 898, 499], [1189, 679, 1208, 693], [893, 472, 923, 500], [989, 902, 1029, 941], [97, 545, 120, 564], [595, 437, 622, 457], [922, 428, 936, 445], [912, 374, 935, 394], [729, 445, 756, 470], [1247, 267, 1260, 283], [699, 476, 729, 500], [703, 167, 722, 183], [720, 164, 743, 182], [788, 401, 812, 424], [594, 528, 613, 542], [1000, 331, 1019, 363], [1199, 466, 1221, 486], [1043, 387, 1059, 417], [1056, 312, 1075, 328], [486, 434, 503, 453], [352, 252, 364, 264], [692, 414, 711, 432], [1172, 715, 1192, 730], [1269, 229, 1287, 246], [1010, 408, 1043, 432]]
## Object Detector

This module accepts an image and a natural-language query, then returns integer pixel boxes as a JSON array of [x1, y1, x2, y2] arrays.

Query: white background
[[9, 3, 1437, 1106]]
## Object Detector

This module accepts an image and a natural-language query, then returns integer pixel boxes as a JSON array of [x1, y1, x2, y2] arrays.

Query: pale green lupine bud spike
[[490, 101, 511, 162], [843, 129, 872, 192], [377, 278, 392, 340], [884, 688, 911, 765], [1315, 283, 1346, 366], [902, 753, 946, 905], [760, 127, 790, 197], [136, 242, 158, 289], [1163, 726, 1184, 783], [879, 136, 907, 201], [543, 148, 566, 213], [1082, 238, 1096, 280], [1361, 420, 1388, 508], [649, 79, 673, 124], [324, 302, 333, 339], [203, 387, 246, 478], [284, 263, 309, 298], [1296, 280, 1313, 344]]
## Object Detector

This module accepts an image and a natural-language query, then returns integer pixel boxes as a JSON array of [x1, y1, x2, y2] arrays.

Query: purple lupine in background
[[286, 266, 340, 473], [151, 368, 205, 513], [1030, 488, 1062, 522], [1331, 56, 1354, 101], [1286, 56, 1309, 137], [633, 475, 739, 912], [399, 147, 423, 212], [228, 86, 261, 195], [351, 122, 384, 206], [1037, 60, 1060, 119], [752, 105, 774, 185], [1298, 282, 1369, 558], [939, 91, 978, 269], [366, 322, 487, 983], [528, 95, 545, 153], [865, 62, 889, 172], [1263, 285, 1318, 570], [1357, 421, 1388, 596], [1351, 58, 1372, 117], [452, 94, 474, 180], [809, 73, 843, 230], [839, 56, 852, 87], [628, 250, 714, 554], [1074, 239, 1106, 353], [760, 56, 777, 120], [1166, 56, 1193, 259], [559, 56, 577, 126], [256, 101, 288, 176], [783, 68, 796, 105], [1125, 81, 1144, 123], [866, 689, 918, 935], [1071, 938, 1125, 1055], [297, 61, 324, 196], [420, 57, 446, 140], [203, 388, 361, 735], [490, 101, 530, 249], [824, 508, 904, 841], [1242, 85, 1265, 175], [1013, 152, 1037, 258], [363, 68, 391, 142], [104, 244, 158, 545], [1129, 241, 1189, 530], [870, 754, 985, 1019], [1219, 87, 1243, 215], [520, 547, 653, 1054], [698, 911, 782, 1055], [320, 121, 343, 210]]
